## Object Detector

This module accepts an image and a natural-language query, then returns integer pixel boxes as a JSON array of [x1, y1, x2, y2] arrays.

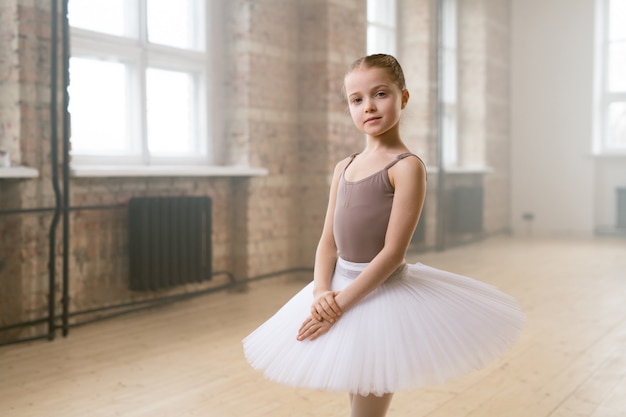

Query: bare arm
[[298, 156, 426, 342], [333, 156, 427, 313], [297, 159, 348, 341], [309, 159, 351, 320]]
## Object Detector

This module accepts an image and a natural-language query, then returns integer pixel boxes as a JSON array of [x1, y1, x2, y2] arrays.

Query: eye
[[375, 91, 386, 98], [351, 97, 363, 104]]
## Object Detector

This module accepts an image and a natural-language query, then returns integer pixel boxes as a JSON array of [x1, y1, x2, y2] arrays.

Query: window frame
[[439, 0, 459, 167], [367, 0, 397, 56], [68, 0, 216, 166], [595, 0, 626, 154]]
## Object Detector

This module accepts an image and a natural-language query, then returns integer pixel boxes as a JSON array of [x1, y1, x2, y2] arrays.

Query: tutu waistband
[[336, 257, 407, 280], [244, 256, 525, 395]]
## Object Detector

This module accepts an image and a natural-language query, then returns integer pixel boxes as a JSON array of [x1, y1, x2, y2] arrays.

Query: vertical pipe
[[61, 0, 71, 337], [48, 0, 61, 340], [434, 0, 447, 251]]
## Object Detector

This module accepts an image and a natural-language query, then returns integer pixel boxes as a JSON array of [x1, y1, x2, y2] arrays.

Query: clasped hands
[[297, 290, 342, 341]]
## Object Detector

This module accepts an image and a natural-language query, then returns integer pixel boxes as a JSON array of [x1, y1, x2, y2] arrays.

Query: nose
[[365, 98, 376, 112]]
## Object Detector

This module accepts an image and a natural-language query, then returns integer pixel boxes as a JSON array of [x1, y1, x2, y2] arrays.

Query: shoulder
[[388, 154, 427, 188], [332, 154, 358, 176], [391, 153, 426, 176]]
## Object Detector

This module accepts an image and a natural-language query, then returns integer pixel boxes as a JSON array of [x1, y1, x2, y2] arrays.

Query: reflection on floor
[[1, 236, 625, 417]]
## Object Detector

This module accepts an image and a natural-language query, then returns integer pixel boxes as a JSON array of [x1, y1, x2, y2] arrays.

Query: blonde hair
[[346, 54, 407, 91]]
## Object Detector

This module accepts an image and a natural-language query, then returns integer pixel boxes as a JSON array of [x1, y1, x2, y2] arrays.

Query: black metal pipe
[[0, 317, 49, 332], [434, 0, 447, 251], [65, 268, 312, 328], [0, 203, 126, 216], [244, 267, 312, 283], [0, 207, 55, 215], [61, 0, 71, 337], [0, 267, 311, 342], [67, 204, 127, 211], [62, 270, 237, 318], [0, 270, 232, 336], [48, 0, 61, 341], [0, 259, 315, 347], [63, 268, 310, 320]]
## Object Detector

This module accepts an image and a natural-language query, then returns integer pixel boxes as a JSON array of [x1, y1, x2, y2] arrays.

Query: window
[[367, 0, 397, 56], [68, 0, 210, 165], [596, 0, 626, 153], [440, 0, 459, 166]]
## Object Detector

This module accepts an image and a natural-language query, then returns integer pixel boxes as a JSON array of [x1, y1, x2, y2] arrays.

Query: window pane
[[147, 0, 201, 50], [442, 0, 457, 47], [607, 102, 626, 148], [69, 58, 130, 154], [146, 69, 195, 154], [367, 27, 396, 55], [68, 0, 130, 37], [443, 49, 457, 102], [609, 0, 626, 41], [443, 109, 458, 166], [608, 41, 626, 92], [367, 0, 396, 27]]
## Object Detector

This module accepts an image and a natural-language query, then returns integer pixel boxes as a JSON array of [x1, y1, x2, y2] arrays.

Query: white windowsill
[[71, 165, 269, 178], [591, 152, 626, 159], [427, 165, 493, 174], [0, 166, 40, 178]]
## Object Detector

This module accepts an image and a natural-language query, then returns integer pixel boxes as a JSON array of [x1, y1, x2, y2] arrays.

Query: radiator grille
[[618, 187, 626, 228], [449, 186, 483, 234], [128, 196, 212, 291]]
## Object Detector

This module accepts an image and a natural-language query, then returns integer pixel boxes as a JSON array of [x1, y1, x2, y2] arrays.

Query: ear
[[401, 89, 410, 109]]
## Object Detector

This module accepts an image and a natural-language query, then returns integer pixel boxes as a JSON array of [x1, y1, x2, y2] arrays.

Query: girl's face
[[344, 67, 408, 138]]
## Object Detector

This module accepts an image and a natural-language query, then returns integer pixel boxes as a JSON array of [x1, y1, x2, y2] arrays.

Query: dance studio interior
[[1, 0, 625, 415]]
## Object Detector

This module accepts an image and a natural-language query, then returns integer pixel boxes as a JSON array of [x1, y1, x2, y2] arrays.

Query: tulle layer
[[242, 258, 524, 396]]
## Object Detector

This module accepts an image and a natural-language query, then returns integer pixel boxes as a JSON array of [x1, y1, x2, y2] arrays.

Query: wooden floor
[[1, 236, 626, 417]]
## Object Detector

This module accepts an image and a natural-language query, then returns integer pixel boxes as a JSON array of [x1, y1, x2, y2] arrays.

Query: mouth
[[364, 117, 381, 124]]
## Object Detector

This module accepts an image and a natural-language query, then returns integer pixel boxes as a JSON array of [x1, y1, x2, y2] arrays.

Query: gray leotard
[[333, 153, 421, 263]]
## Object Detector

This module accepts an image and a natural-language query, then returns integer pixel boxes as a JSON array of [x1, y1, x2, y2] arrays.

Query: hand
[[297, 316, 334, 341], [311, 290, 342, 323]]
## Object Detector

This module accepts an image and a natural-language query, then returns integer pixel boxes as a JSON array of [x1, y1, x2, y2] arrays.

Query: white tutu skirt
[[242, 258, 524, 396]]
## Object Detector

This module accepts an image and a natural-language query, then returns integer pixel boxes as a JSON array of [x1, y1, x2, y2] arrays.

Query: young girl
[[243, 54, 524, 417]]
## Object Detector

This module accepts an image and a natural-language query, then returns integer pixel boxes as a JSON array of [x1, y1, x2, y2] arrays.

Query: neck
[[365, 126, 403, 151]]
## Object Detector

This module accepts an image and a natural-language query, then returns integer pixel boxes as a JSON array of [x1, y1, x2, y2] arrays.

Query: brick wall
[[0, 0, 513, 342], [1, 0, 56, 340], [459, 0, 512, 235]]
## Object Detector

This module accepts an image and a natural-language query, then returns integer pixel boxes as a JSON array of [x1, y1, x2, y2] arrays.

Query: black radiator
[[618, 187, 626, 228], [449, 186, 483, 234], [128, 196, 212, 291]]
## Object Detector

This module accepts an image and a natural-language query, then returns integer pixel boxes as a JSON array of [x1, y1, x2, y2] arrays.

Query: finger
[[305, 324, 320, 341], [325, 293, 343, 317], [319, 297, 341, 322], [310, 305, 323, 321], [298, 324, 318, 341], [297, 322, 306, 338], [312, 299, 333, 322], [309, 323, 331, 341], [317, 300, 335, 323], [319, 310, 335, 323], [297, 318, 317, 340], [298, 317, 313, 334]]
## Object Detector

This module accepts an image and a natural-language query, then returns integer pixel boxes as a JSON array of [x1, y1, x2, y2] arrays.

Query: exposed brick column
[[397, 0, 439, 248], [459, 0, 511, 234], [229, 177, 250, 283], [296, 0, 365, 268], [0, 183, 24, 342], [0, 0, 56, 340], [0, 0, 21, 165]]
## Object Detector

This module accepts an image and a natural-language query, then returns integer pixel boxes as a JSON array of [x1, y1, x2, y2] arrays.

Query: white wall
[[510, 0, 598, 235], [595, 159, 626, 228]]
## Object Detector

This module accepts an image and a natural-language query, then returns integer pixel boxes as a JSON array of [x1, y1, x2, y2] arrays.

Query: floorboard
[[1, 236, 625, 417]]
